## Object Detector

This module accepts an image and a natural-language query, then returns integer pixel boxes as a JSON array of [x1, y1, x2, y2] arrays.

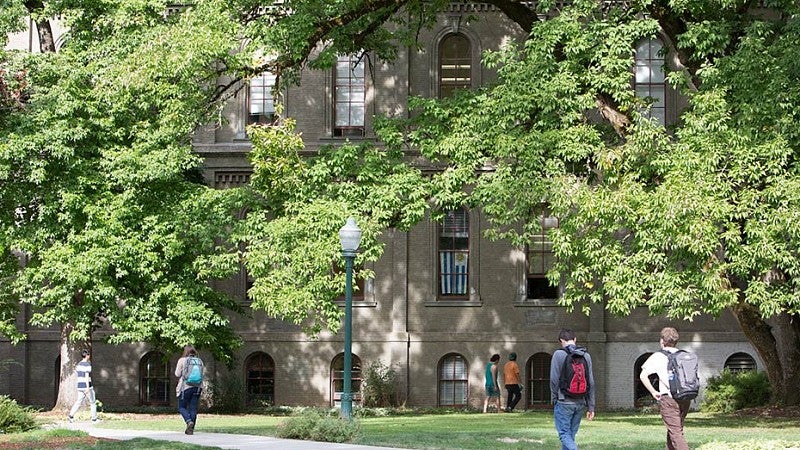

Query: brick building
[[2, 4, 761, 411]]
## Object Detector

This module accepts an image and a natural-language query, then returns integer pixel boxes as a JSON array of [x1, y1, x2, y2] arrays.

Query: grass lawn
[[7, 409, 800, 449]]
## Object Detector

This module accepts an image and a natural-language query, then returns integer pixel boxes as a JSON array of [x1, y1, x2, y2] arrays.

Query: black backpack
[[559, 347, 590, 399], [661, 349, 700, 400]]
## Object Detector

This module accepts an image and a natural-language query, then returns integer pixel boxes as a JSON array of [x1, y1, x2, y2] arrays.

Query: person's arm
[[175, 358, 184, 378], [639, 367, 661, 401], [550, 350, 562, 404], [491, 364, 499, 388], [586, 353, 596, 420]]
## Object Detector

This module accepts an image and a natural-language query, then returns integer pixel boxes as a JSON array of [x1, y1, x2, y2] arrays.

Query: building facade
[[2, 4, 762, 411]]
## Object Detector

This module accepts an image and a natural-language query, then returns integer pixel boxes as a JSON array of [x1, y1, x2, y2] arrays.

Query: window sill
[[515, 297, 560, 307], [334, 299, 377, 307], [424, 299, 483, 307]]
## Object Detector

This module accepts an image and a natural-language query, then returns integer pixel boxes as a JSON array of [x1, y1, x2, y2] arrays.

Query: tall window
[[439, 34, 472, 98], [527, 352, 551, 407], [140, 351, 170, 406], [331, 353, 362, 407], [249, 72, 277, 125], [245, 352, 275, 406], [438, 353, 468, 407], [634, 38, 666, 125], [526, 211, 558, 300], [334, 55, 365, 137], [724, 352, 757, 373], [438, 209, 469, 298], [634, 353, 657, 407]]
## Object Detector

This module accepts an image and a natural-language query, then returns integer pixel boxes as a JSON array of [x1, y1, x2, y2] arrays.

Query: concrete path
[[65, 421, 407, 450]]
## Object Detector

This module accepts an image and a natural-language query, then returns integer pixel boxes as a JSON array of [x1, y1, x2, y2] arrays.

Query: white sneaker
[[91, 418, 102, 423], [67, 415, 74, 423]]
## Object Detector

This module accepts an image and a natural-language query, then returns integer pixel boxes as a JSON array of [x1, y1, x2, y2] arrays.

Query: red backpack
[[559, 347, 590, 398]]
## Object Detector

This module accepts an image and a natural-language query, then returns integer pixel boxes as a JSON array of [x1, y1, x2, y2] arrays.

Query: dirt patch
[[732, 406, 800, 419]]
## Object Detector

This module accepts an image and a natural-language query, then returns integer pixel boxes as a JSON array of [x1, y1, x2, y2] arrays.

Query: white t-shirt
[[640, 348, 680, 397]]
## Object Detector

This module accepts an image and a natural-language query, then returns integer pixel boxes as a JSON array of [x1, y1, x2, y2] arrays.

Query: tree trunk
[[730, 302, 800, 406], [24, 0, 57, 53], [52, 322, 87, 412]]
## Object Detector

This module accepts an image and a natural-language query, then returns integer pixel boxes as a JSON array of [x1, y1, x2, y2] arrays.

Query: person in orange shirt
[[503, 352, 523, 412]]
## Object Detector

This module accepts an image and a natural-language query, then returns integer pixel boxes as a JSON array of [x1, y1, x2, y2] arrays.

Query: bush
[[0, 395, 37, 433], [701, 370, 771, 413], [698, 440, 800, 449], [361, 360, 399, 408], [276, 409, 360, 443], [206, 370, 244, 413]]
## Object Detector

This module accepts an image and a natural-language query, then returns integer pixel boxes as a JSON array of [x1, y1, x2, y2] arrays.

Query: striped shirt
[[75, 361, 92, 391]]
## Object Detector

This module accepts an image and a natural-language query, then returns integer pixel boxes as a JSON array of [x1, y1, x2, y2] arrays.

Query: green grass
[[18, 410, 800, 449], [0, 428, 215, 449]]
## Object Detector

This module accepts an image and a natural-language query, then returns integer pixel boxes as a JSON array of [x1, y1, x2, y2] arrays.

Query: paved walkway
[[65, 421, 406, 450]]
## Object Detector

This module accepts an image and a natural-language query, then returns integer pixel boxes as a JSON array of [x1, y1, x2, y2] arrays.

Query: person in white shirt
[[639, 327, 691, 450], [68, 349, 99, 423]]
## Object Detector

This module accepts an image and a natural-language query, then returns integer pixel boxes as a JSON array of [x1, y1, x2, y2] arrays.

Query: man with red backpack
[[550, 328, 596, 450]]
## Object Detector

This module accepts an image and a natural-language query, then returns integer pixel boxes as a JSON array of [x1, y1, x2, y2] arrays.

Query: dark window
[[140, 351, 170, 406], [439, 34, 472, 98], [724, 352, 757, 373], [527, 213, 558, 300], [634, 353, 658, 407], [438, 209, 469, 298], [331, 353, 362, 407], [334, 262, 365, 302], [248, 72, 277, 125], [334, 55, 365, 137], [439, 353, 468, 407], [527, 352, 551, 407], [634, 39, 666, 125], [245, 352, 275, 406]]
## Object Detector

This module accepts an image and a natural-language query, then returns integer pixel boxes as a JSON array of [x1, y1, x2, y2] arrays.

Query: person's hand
[[586, 411, 595, 421], [653, 392, 663, 401]]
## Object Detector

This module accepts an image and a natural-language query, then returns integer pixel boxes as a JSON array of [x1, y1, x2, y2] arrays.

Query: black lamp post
[[338, 217, 362, 420]]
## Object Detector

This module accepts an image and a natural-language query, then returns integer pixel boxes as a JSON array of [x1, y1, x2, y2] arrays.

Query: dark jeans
[[659, 396, 691, 450], [178, 387, 201, 425], [505, 384, 522, 411]]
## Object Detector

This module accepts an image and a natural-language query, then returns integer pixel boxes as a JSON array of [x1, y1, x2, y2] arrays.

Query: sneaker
[[185, 421, 194, 435], [67, 415, 74, 423], [91, 418, 101, 423]]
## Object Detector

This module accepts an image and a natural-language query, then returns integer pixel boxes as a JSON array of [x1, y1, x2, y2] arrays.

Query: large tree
[[0, 1, 247, 407]]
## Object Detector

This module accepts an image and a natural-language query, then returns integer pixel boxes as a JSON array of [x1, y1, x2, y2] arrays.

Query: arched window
[[634, 38, 666, 125], [438, 208, 470, 299], [331, 353, 362, 407], [438, 353, 468, 407], [245, 352, 275, 406], [724, 352, 757, 373], [140, 351, 170, 406], [634, 353, 658, 407], [526, 352, 551, 407], [439, 33, 472, 98]]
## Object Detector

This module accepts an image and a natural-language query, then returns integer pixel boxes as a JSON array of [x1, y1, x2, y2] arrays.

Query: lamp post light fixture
[[338, 217, 362, 420]]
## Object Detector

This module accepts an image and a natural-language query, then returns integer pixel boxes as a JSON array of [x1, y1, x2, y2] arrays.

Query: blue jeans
[[178, 387, 201, 425], [554, 401, 585, 450]]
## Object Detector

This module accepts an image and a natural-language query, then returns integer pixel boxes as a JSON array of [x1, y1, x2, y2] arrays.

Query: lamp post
[[338, 217, 362, 420]]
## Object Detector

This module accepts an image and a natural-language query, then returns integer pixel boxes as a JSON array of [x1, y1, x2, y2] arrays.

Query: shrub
[[206, 370, 244, 413], [361, 360, 398, 408], [701, 370, 771, 413], [698, 440, 800, 449], [0, 395, 37, 433], [276, 409, 360, 443]]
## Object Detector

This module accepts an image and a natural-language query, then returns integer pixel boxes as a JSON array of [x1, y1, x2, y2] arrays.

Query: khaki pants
[[658, 396, 691, 450]]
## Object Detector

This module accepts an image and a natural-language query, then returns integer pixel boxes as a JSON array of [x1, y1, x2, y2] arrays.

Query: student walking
[[503, 352, 522, 412], [550, 329, 595, 450], [483, 353, 502, 413], [175, 345, 204, 435], [639, 327, 692, 450], [68, 349, 99, 423]]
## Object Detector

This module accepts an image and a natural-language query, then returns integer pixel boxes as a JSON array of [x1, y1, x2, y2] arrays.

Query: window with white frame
[[330, 353, 362, 407], [634, 38, 666, 125], [438, 353, 468, 407], [527, 213, 559, 300], [140, 351, 170, 406], [334, 55, 365, 137], [438, 209, 470, 298], [249, 72, 277, 125]]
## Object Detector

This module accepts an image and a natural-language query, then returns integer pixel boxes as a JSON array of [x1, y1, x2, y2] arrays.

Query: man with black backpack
[[639, 327, 697, 450], [550, 328, 596, 450]]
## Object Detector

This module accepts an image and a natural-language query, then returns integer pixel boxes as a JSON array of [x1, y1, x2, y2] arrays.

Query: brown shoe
[[185, 421, 194, 435]]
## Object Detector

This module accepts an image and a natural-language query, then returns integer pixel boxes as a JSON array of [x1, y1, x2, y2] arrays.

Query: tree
[[0, 1, 248, 408]]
